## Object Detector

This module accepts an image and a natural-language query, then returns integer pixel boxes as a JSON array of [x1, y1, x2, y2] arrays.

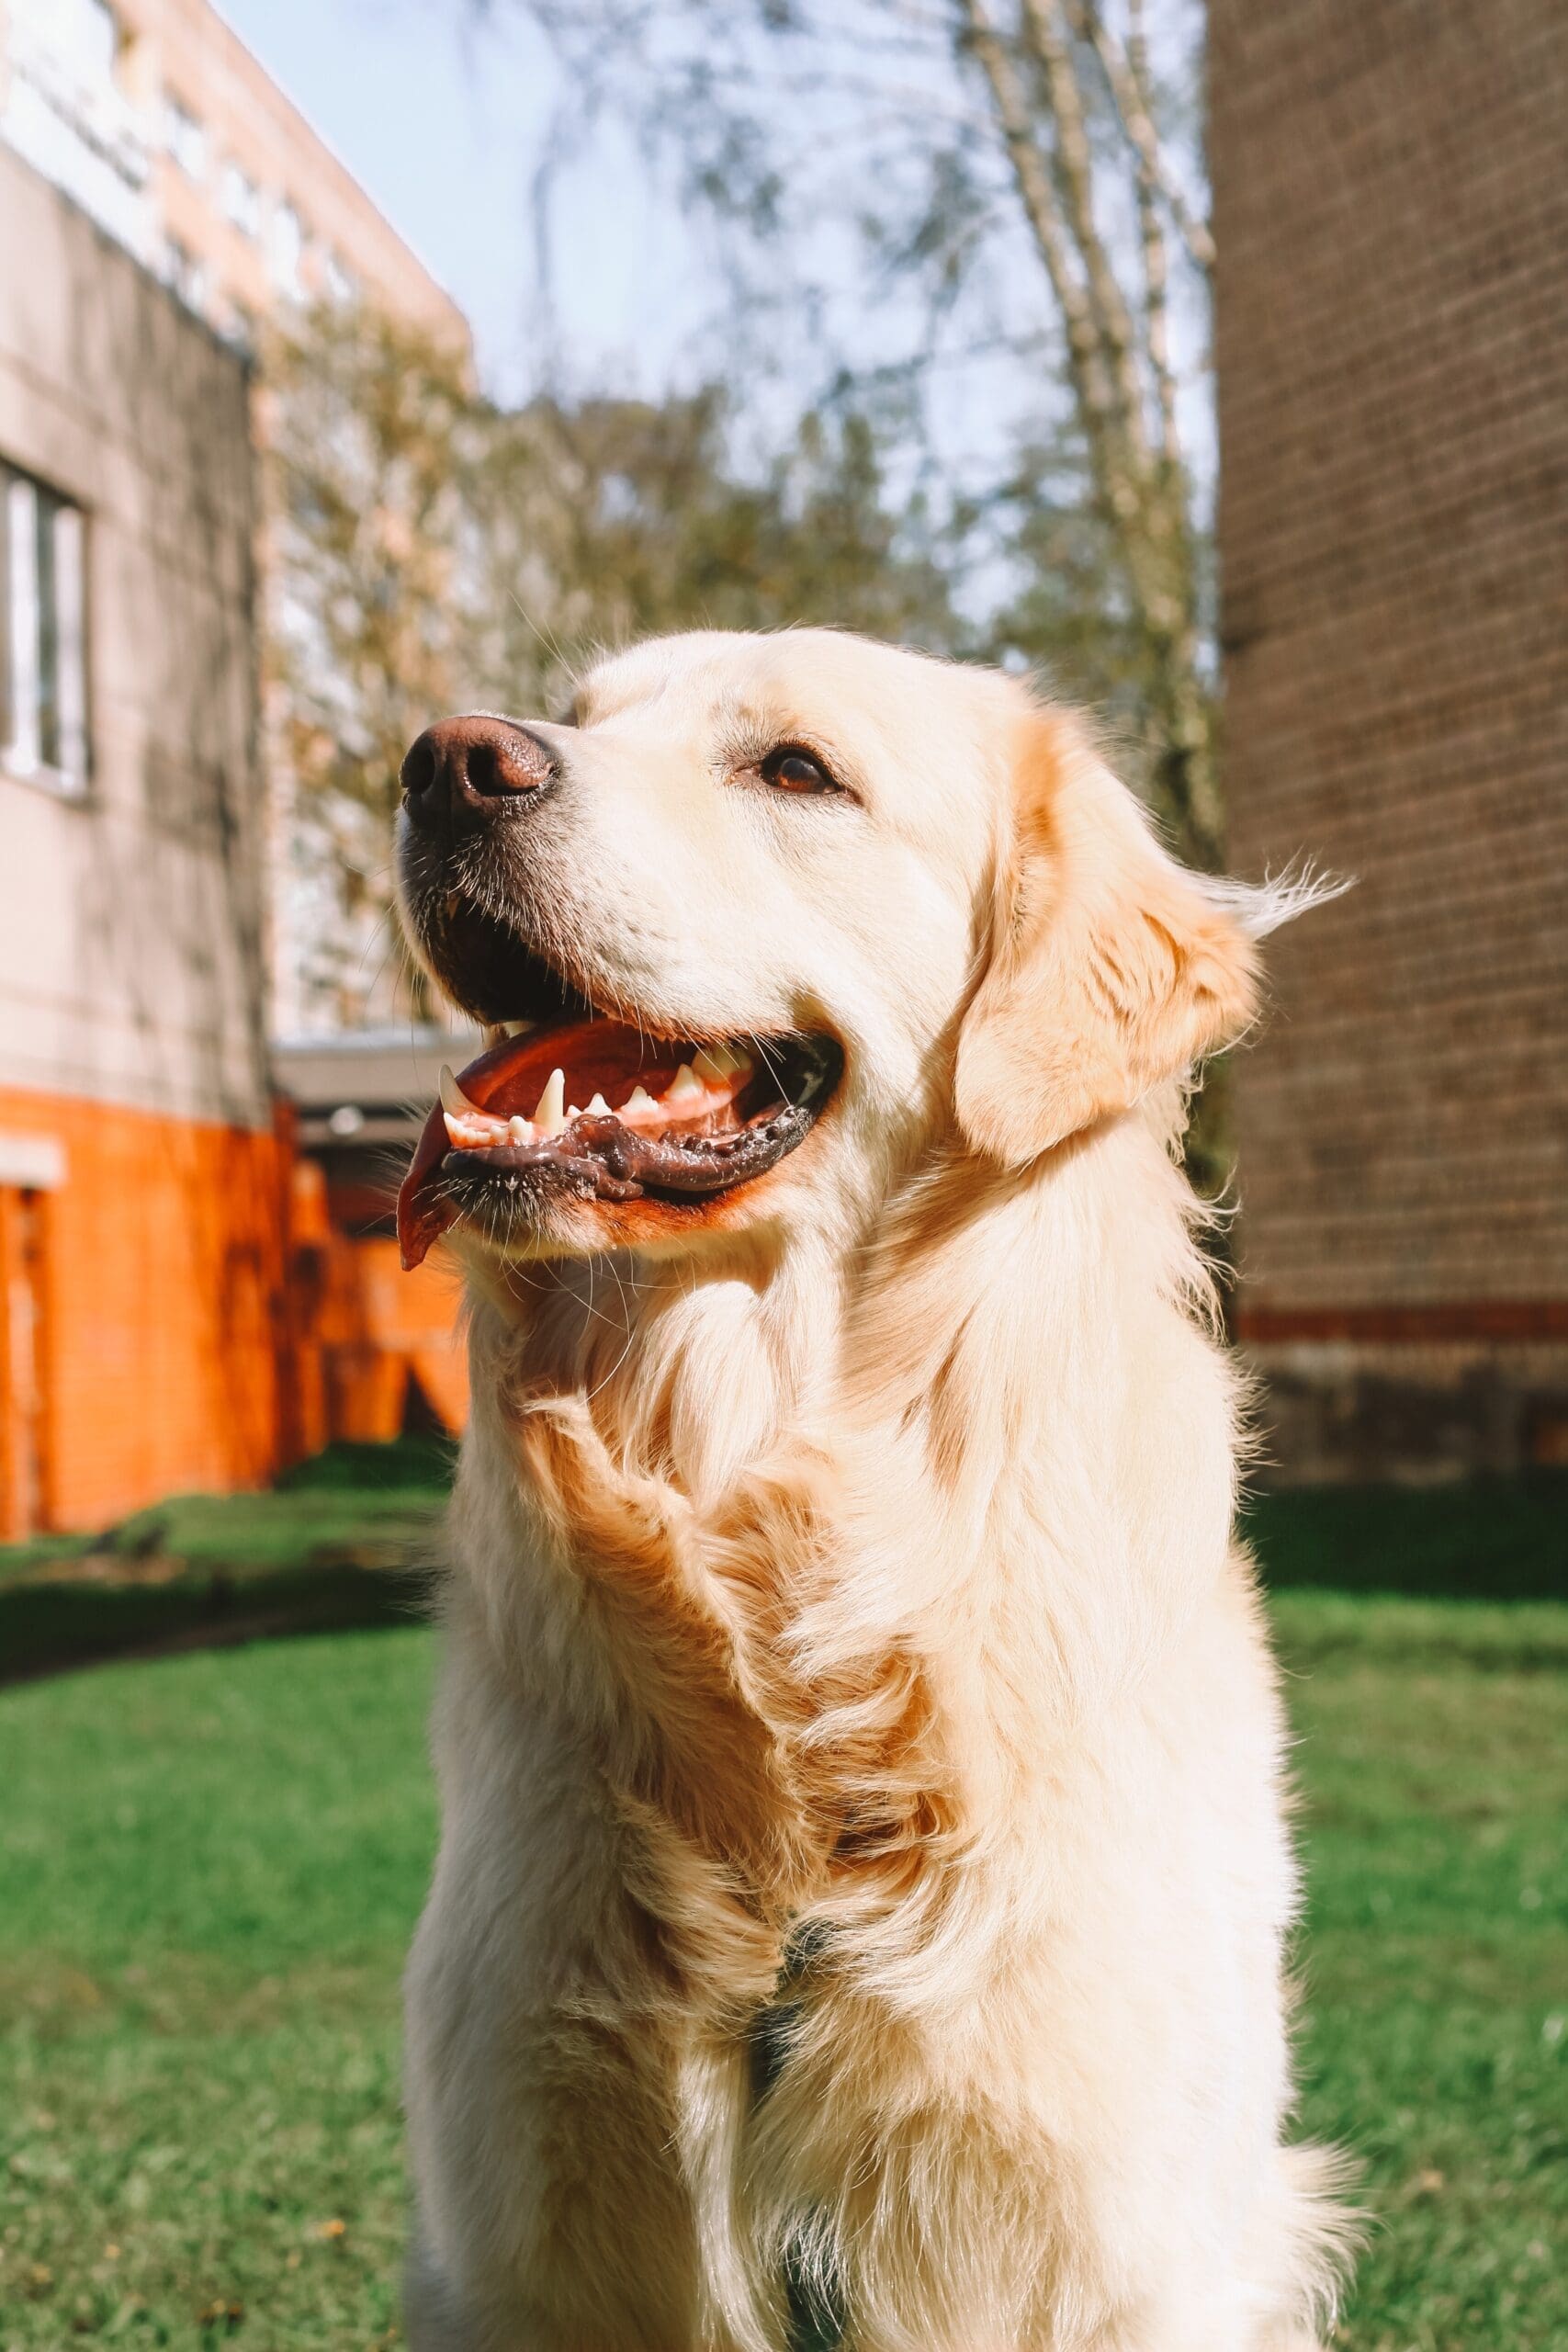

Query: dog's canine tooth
[[533, 1069, 567, 1134], [440, 1064, 484, 1117]]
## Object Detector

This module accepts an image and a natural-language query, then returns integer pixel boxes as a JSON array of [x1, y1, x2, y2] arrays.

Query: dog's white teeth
[[567, 1104, 581, 1123], [532, 1068, 567, 1135], [506, 1114, 534, 1144], [445, 1106, 505, 1147], [693, 1043, 753, 1085], [663, 1061, 705, 1104], [584, 1091, 612, 1116], [622, 1085, 657, 1115], [439, 1064, 483, 1118]]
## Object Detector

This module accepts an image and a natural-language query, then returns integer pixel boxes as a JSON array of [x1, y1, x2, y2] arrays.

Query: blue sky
[[214, 0, 1213, 526], [219, 0, 706, 396]]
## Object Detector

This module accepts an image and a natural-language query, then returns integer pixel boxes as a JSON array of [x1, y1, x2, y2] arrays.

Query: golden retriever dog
[[392, 630, 1348, 2352]]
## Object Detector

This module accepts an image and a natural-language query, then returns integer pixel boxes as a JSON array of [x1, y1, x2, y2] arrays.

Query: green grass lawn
[[0, 1634, 434, 2350], [0, 1442, 453, 1685], [1, 1484, 1564, 2347], [0, 1441, 455, 1589]]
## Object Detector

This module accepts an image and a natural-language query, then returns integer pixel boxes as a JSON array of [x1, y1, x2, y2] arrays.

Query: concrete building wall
[[1211, 0, 1568, 1479], [0, 1085, 293, 1531], [0, 141, 266, 1123], [0, 0, 465, 353], [0, 147, 294, 1533], [136, 0, 463, 343]]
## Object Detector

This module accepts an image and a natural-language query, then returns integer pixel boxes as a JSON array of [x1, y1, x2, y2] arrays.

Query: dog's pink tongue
[[398, 1101, 456, 1271], [397, 1024, 561, 1272]]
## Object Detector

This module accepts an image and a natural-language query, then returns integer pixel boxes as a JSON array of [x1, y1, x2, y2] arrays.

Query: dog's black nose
[[400, 715, 556, 830]]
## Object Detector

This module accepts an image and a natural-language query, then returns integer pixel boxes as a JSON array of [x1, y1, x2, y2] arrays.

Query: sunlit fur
[[400, 630, 1352, 2351]]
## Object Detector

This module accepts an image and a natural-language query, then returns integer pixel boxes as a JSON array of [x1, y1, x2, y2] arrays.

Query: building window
[[221, 159, 263, 241], [321, 246, 358, 306], [268, 199, 304, 296], [0, 464, 89, 795], [162, 234, 208, 313], [54, 0, 122, 87], [162, 88, 206, 180]]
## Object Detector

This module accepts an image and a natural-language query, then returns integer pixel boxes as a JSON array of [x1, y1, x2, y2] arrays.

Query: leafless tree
[[509, 0, 1218, 868]]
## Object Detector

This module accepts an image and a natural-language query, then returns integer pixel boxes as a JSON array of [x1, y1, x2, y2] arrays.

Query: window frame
[[321, 245, 358, 307], [220, 158, 264, 243], [0, 462, 92, 801], [267, 199, 305, 297], [162, 88, 208, 181], [162, 233, 209, 315]]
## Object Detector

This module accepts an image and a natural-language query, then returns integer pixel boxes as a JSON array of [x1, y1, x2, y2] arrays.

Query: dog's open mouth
[[397, 944, 841, 1269]]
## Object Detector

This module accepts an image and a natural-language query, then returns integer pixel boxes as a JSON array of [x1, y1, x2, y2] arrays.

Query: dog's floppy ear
[[954, 709, 1260, 1165]]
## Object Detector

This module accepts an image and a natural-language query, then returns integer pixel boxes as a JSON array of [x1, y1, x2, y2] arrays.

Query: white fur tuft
[[1201, 860, 1353, 941]]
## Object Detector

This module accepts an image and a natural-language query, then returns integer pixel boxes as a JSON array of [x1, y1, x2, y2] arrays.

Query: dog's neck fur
[[463, 1090, 1239, 1730], [480, 1224, 846, 1505]]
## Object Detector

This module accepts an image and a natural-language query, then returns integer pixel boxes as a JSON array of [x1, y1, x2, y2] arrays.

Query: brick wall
[[1210, 0, 1568, 1477]]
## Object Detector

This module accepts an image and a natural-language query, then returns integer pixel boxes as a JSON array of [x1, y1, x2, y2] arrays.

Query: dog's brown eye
[[760, 745, 839, 795]]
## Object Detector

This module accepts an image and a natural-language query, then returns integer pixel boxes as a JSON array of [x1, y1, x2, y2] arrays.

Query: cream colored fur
[[398, 631, 1350, 2351]]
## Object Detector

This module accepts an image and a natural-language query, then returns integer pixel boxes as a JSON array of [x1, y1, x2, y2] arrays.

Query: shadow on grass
[[0, 1560, 437, 1685], [1245, 1469, 1568, 1603], [0, 1438, 451, 1683], [273, 1433, 457, 1493], [6, 1444, 1563, 1685]]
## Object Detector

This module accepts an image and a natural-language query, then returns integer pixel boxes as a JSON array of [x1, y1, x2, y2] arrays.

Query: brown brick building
[[1211, 0, 1568, 1479]]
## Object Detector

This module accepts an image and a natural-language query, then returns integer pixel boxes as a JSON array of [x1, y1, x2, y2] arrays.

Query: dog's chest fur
[[403, 1124, 1336, 2350]]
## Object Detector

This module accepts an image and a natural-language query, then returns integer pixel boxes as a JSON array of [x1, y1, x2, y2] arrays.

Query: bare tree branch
[[1017, 0, 1153, 483], [494, 0, 1224, 881], [1123, 0, 1178, 469], [953, 0, 1141, 527], [1071, 0, 1215, 274]]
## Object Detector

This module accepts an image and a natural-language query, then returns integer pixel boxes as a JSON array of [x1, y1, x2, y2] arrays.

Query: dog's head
[[396, 629, 1264, 1272]]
